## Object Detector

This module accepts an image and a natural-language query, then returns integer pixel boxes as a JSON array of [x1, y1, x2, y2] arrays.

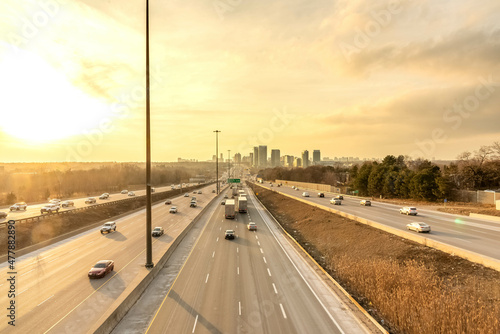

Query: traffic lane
[[0, 193, 211, 333], [146, 201, 230, 333], [266, 185, 500, 260]]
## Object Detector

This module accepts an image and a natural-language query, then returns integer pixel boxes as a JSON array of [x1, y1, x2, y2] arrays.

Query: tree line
[[259, 142, 500, 202], [1, 163, 212, 205]]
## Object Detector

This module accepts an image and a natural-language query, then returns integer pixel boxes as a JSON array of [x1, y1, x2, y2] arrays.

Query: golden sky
[[1, 0, 499, 162]]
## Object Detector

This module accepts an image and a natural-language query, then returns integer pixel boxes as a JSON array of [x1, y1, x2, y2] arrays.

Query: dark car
[[165, 200, 172, 205], [0, 212, 7, 219], [88, 260, 114, 279], [334, 195, 344, 200], [152, 227, 164, 237], [225, 230, 235, 240], [318, 193, 325, 198]]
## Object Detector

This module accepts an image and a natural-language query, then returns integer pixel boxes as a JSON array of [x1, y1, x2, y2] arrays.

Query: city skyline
[[1, 1, 499, 162]]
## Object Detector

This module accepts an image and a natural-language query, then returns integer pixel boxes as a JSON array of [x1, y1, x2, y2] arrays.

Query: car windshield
[[153, 228, 161, 231], [94, 263, 106, 268]]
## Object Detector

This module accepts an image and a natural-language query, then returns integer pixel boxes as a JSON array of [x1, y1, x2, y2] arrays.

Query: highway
[[258, 183, 500, 261], [0, 184, 195, 222], [145, 184, 376, 334], [0, 185, 215, 333]]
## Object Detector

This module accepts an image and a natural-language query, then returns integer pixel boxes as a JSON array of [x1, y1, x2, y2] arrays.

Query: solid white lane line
[[21, 269, 34, 276], [212, 251, 215, 258], [205, 274, 209, 283], [192, 314, 199, 333], [267, 268, 272, 277], [239, 301, 242, 316], [68, 248, 79, 254], [48, 258, 59, 263], [273, 283, 278, 294], [37, 295, 54, 306], [263, 257, 267, 264], [280, 303, 287, 319], [260, 248, 264, 254]]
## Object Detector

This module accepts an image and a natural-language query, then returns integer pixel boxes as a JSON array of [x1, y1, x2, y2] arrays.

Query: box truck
[[238, 197, 247, 213], [225, 199, 236, 219]]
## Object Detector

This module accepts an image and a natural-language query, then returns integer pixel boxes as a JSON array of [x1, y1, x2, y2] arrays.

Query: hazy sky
[[1, 0, 499, 162]]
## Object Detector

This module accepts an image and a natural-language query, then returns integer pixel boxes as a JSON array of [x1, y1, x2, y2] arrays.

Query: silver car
[[406, 222, 431, 233]]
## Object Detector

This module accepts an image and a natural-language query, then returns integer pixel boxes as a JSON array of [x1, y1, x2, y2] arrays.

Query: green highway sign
[[228, 178, 240, 183]]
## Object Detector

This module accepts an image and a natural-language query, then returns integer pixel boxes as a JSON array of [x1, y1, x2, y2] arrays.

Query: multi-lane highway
[[0, 185, 215, 333], [144, 185, 377, 334], [258, 183, 500, 261], [0, 184, 194, 222]]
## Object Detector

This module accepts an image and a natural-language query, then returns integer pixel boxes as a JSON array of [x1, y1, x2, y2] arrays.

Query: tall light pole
[[145, 0, 153, 269], [228, 149, 231, 181], [214, 130, 221, 194]]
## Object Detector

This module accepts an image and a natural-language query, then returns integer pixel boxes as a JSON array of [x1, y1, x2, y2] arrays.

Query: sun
[[0, 46, 112, 144]]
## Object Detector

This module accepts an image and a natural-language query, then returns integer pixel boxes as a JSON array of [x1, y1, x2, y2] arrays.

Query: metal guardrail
[[0, 183, 214, 228]]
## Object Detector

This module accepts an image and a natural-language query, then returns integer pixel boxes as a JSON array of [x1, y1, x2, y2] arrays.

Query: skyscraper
[[234, 153, 241, 164], [313, 150, 321, 165], [271, 149, 280, 167], [253, 147, 259, 167], [258, 145, 267, 167], [302, 150, 309, 168]]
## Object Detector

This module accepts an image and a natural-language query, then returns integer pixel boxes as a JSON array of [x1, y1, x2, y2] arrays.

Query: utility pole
[[214, 130, 221, 194], [145, 0, 153, 268], [228, 149, 231, 181]]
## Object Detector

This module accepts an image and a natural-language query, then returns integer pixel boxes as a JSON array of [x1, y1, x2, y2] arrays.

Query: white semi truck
[[225, 199, 236, 219], [238, 197, 247, 213]]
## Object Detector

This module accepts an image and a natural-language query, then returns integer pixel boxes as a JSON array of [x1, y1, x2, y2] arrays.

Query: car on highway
[[270, 184, 273, 187], [10, 202, 27, 211], [295, 187, 300, 191], [212, 189, 216, 193], [41, 204, 60, 214], [247, 222, 257, 231], [152, 227, 164, 237], [128, 191, 135, 197], [121, 190, 128, 194], [190, 201, 197, 207], [61, 200, 74, 208], [99, 193, 109, 200], [85, 197, 97, 204], [225, 230, 235, 240], [224, 194, 228, 199], [184, 193, 189, 197], [49, 199, 61, 204], [0, 212, 7, 219], [193, 191, 197, 194], [330, 198, 342, 205], [100, 221, 116, 234], [334, 195, 344, 200], [198, 190, 202, 194], [406, 222, 431, 233], [221, 200, 226, 205], [360, 200, 371, 206], [88, 260, 114, 279], [165, 199, 172, 205], [169, 206, 178, 213], [302, 192, 310, 197], [151, 187, 155, 193], [400, 207, 418, 215], [317, 193, 324, 198], [191, 196, 197, 201]]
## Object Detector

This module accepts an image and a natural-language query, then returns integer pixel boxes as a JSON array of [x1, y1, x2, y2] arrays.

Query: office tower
[[302, 150, 309, 168], [253, 147, 259, 167], [313, 150, 321, 165], [234, 153, 241, 164], [271, 149, 280, 167], [258, 145, 267, 167]]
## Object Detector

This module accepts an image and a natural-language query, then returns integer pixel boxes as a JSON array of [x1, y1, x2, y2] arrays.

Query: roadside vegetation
[[251, 184, 500, 334], [259, 142, 500, 202]]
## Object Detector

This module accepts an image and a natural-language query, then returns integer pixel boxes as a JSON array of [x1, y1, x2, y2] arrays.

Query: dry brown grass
[[253, 184, 500, 334]]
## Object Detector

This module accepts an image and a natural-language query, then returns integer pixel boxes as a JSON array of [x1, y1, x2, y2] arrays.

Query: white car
[[61, 200, 74, 208], [400, 207, 418, 215], [302, 192, 310, 197], [100, 221, 116, 234], [128, 191, 135, 197], [49, 199, 61, 204], [99, 193, 109, 200], [330, 198, 341, 205], [121, 190, 128, 194], [41, 204, 60, 214], [169, 206, 178, 213], [406, 222, 431, 233], [10, 202, 27, 211]]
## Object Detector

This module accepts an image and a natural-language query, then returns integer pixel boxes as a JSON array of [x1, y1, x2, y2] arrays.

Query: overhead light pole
[[214, 130, 221, 194], [228, 149, 231, 181], [145, 0, 153, 269]]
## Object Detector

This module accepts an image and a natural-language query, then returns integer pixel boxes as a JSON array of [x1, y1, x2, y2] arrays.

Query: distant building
[[253, 147, 259, 167], [313, 150, 321, 165], [258, 146, 267, 167], [271, 149, 280, 167], [234, 153, 241, 164], [302, 150, 309, 168], [294, 157, 302, 167], [248, 153, 254, 165], [189, 175, 206, 183]]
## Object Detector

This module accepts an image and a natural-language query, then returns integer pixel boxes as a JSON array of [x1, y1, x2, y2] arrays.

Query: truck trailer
[[225, 199, 236, 219], [238, 197, 247, 213]]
